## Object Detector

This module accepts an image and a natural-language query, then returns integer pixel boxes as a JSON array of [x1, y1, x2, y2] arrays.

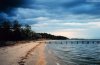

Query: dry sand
[[0, 41, 40, 65]]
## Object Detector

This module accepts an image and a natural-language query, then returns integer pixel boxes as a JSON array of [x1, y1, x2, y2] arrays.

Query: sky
[[0, 0, 100, 39]]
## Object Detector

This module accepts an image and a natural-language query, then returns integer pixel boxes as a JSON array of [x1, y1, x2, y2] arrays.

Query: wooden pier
[[47, 41, 100, 44]]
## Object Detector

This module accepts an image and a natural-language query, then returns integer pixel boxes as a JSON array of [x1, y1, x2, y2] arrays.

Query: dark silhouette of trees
[[0, 20, 68, 46], [0, 20, 12, 41], [38, 33, 68, 40], [13, 20, 22, 40], [20, 24, 37, 40], [0, 20, 39, 41]]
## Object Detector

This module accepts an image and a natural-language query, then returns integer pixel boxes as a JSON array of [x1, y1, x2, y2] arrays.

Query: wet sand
[[25, 42, 47, 65], [25, 42, 61, 65], [35, 43, 46, 65]]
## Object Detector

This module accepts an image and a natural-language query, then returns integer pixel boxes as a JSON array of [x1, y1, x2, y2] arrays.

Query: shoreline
[[0, 40, 62, 65], [0, 39, 46, 47], [24, 41, 61, 65]]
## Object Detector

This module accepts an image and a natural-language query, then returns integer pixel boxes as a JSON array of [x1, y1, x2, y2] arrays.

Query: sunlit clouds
[[31, 17, 100, 39]]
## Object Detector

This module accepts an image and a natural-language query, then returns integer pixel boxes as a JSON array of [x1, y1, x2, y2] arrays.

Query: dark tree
[[12, 20, 22, 40], [38, 33, 68, 40], [0, 20, 12, 41], [0, 20, 38, 41], [0, 20, 69, 46]]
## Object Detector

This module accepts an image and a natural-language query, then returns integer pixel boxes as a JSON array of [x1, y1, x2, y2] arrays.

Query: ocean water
[[46, 40, 100, 65]]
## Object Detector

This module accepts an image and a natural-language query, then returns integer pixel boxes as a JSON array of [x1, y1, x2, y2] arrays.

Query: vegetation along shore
[[0, 20, 68, 46]]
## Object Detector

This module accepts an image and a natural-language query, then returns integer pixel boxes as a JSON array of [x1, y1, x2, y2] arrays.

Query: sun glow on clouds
[[49, 28, 100, 39], [31, 17, 100, 39], [1, 0, 100, 39], [48, 29, 86, 38]]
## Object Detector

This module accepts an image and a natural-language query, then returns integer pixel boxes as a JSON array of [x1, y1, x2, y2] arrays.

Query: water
[[46, 40, 100, 65]]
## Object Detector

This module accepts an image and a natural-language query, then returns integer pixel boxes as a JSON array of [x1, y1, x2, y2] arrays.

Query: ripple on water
[[47, 40, 100, 65]]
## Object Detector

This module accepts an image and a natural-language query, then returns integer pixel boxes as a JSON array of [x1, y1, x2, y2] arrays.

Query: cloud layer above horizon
[[0, 0, 100, 39]]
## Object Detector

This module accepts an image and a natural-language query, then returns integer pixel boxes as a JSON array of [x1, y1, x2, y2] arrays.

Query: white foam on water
[[56, 62, 60, 65]]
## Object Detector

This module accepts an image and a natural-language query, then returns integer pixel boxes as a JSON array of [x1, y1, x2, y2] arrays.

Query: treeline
[[0, 20, 68, 41], [38, 33, 68, 40], [0, 20, 40, 41]]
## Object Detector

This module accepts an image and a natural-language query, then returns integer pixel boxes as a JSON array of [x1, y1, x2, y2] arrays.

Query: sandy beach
[[0, 41, 41, 65], [0, 41, 60, 65], [23, 41, 60, 65]]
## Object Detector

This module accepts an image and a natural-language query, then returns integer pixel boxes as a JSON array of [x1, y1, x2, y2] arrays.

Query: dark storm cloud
[[0, 0, 35, 12], [67, 4, 100, 15], [31, 0, 100, 16], [1, 0, 100, 18], [62, 0, 85, 8], [0, 0, 36, 24], [0, 13, 8, 21], [61, 0, 100, 15], [0, 0, 22, 12], [0, 0, 100, 38]]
